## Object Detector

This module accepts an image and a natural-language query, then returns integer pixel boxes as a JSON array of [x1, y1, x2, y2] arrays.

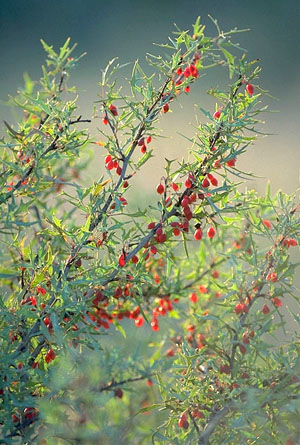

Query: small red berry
[[263, 219, 272, 229], [189, 292, 198, 303], [201, 178, 210, 188], [114, 388, 123, 398], [207, 226, 216, 239], [183, 67, 191, 77], [194, 228, 203, 241], [146, 136, 152, 144], [109, 104, 118, 116], [184, 86, 190, 93], [262, 304, 270, 314], [163, 103, 169, 113], [246, 83, 254, 95], [156, 184, 165, 194], [135, 316, 144, 327], [102, 117, 108, 125], [118, 254, 126, 267], [213, 109, 221, 119], [226, 158, 236, 167], [131, 255, 138, 264]]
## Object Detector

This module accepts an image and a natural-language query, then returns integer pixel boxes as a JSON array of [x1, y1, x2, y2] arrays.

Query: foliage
[[0, 18, 299, 445]]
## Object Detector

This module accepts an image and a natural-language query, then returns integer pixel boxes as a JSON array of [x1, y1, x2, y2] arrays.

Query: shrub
[[0, 17, 299, 445]]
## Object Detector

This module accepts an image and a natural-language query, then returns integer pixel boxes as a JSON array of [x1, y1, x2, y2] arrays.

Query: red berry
[[146, 136, 152, 144], [246, 83, 254, 95], [207, 226, 216, 239], [114, 388, 123, 398], [118, 254, 126, 267], [141, 144, 147, 154], [37, 286, 46, 295], [183, 67, 191, 77], [213, 109, 221, 119], [172, 182, 179, 191], [166, 348, 175, 357], [185, 178, 193, 188], [123, 180, 129, 188], [272, 297, 282, 307], [235, 303, 243, 315], [184, 86, 190, 93], [176, 67, 183, 75], [207, 173, 218, 186], [147, 379, 153, 387], [262, 304, 270, 314], [106, 160, 114, 170], [201, 178, 210, 188], [109, 104, 118, 116], [226, 158, 236, 167], [102, 117, 108, 125], [135, 316, 144, 327], [150, 246, 157, 255], [12, 414, 19, 423], [189, 64, 198, 78], [151, 318, 159, 331], [148, 222, 156, 230], [239, 344, 246, 354], [138, 138, 145, 146], [263, 219, 272, 229], [198, 285, 208, 294], [131, 255, 138, 264], [194, 228, 203, 241], [173, 228, 181, 236], [189, 292, 198, 303], [156, 184, 165, 194], [163, 103, 169, 113]]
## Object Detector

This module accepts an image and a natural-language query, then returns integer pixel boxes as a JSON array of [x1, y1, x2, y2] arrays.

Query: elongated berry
[[156, 184, 164, 194], [213, 109, 221, 119], [246, 83, 254, 95], [207, 226, 216, 239], [194, 228, 203, 241]]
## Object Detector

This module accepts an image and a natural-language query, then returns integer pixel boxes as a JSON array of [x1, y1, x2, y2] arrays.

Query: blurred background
[[0, 0, 299, 195]]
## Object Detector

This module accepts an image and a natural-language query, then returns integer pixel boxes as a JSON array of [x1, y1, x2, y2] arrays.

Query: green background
[[0, 0, 299, 194]]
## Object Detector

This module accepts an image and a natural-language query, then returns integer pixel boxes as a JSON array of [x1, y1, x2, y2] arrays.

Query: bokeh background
[[0, 0, 299, 195]]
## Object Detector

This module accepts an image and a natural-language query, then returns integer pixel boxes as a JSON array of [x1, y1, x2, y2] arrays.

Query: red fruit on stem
[[184, 86, 190, 93], [262, 304, 270, 314], [119, 254, 126, 267], [163, 103, 169, 113], [201, 178, 210, 188], [226, 158, 236, 167], [194, 228, 203, 241], [135, 316, 144, 327], [183, 67, 191, 77], [131, 255, 138, 264], [213, 109, 221, 119], [102, 117, 108, 125], [246, 83, 254, 95], [207, 226, 216, 239], [189, 292, 198, 303], [156, 184, 165, 194], [109, 104, 118, 116], [263, 219, 272, 229], [114, 388, 123, 398]]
